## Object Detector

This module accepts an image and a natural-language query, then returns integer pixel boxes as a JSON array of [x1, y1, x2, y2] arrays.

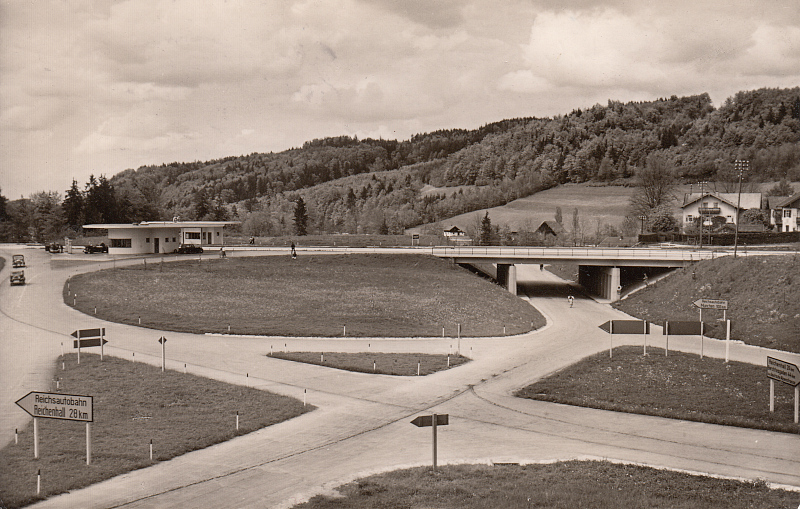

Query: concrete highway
[[1, 245, 798, 508]]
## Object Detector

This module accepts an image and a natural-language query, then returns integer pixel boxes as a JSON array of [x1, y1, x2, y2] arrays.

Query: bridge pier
[[496, 263, 517, 295], [579, 265, 621, 302]]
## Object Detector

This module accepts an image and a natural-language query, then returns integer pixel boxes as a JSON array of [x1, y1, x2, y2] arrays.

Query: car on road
[[45, 242, 64, 253], [84, 242, 108, 254], [174, 243, 204, 254], [12, 254, 25, 267], [10, 270, 25, 285]]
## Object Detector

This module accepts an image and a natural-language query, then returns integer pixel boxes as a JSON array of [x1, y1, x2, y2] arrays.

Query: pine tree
[[293, 197, 308, 236], [479, 211, 492, 245]]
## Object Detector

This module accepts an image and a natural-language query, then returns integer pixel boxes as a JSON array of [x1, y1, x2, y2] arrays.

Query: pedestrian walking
[[291, 242, 297, 259], [568, 295, 574, 308]]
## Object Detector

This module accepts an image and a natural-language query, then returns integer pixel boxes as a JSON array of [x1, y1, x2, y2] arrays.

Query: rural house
[[768, 194, 800, 232], [680, 192, 762, 232]]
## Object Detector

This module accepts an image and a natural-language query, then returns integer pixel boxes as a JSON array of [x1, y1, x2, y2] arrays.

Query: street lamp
[[733, 159, 749, 258]]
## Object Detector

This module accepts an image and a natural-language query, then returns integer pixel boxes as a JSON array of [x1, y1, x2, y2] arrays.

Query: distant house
[[680, 192, 762, 232], [769, 194, 800, 232], [443, 226, 466, 237], [83, 220, 239, 255], [535, 221, 565, 237]]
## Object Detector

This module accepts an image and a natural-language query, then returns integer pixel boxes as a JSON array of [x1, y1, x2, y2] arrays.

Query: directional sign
[[693, 299, 728, 310], [767, 357, 800, 386], [158, 336, 167, 344], [411, 414, 449, 427], [598, 320, 649, 334], [73, 338, 108, 348], [664, 321, 705, 335], [71, 328, 105, 339], [15, 392, 93, 422]]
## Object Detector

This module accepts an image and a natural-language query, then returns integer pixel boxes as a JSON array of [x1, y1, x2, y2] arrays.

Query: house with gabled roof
[[680, 192, 763, 232], [769, 194, 800, 232]]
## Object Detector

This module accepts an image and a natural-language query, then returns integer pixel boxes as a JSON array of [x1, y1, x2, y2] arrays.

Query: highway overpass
[[427, 246, 722, 301]]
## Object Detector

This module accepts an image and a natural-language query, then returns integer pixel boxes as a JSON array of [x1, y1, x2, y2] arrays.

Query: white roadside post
[[159, 337, 167, 372]]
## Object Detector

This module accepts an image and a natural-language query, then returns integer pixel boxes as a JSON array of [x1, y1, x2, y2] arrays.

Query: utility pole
[[698, 181, 708, 250], [733, 159, 749, 258]]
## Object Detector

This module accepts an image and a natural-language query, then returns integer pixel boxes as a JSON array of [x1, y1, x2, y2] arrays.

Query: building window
[[172, 237, 176, 243], [216, 231, 220, 236], [185, 232, 201, 240], [111, 239, 132, 248], [686, 215, 693, 222], [145, 238, 150, 243], [784, 209, 792, 218]]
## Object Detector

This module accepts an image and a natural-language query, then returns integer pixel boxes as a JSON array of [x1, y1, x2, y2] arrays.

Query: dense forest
[[1, 87, 799, 242]]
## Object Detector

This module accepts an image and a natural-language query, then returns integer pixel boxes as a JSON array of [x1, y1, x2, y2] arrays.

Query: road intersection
[[1, 245, 798, 508]]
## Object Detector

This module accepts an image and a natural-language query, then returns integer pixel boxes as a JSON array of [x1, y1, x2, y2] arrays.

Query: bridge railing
[[428, 246, 720, 261]]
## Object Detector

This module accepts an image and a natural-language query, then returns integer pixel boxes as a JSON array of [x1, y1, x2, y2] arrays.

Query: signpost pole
[[643, 320, 648, 356], [700, 318, 704, 359], [770, 379, 775, 412], [33, 417, 39, 459], [100, 329, 105, 361], [86, 422, 92, 465], [795, 386, 799, 424], [77, 329, 81, 365], [432, 413, 438, 471], [665, 321, 669, 357], [609, 321, 613, 359]]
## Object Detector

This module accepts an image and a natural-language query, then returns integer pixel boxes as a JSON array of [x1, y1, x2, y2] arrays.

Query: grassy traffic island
[[516, 346, 800, 434], [270, 352, 470, 376], [293, 461, 799, 509], [0, 354, 312, 509], [64, 254, 546, 337]]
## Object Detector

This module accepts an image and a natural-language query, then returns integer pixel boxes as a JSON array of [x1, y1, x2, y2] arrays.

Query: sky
[[1, 0, 799, 199]]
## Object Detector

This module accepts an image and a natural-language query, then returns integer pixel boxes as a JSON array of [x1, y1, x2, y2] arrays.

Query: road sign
[[598, 320, 649, 334], [693, 299, 728, 310], [71, 328, 105, 338], [73, 338, 108, 348], [663, 321, 704, 335], [411, 414, 449, 427], [158, 336, 167, 344], [767, 357, 800, 386], [15, 392, 93, 422]]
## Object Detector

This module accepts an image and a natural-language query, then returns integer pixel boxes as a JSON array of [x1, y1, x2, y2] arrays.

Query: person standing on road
[[291, 242, 296, 259], [568, 295, 574, 308]]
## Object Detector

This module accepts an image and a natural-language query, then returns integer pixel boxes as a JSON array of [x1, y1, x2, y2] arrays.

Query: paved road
[[1, 246, 798, 508]]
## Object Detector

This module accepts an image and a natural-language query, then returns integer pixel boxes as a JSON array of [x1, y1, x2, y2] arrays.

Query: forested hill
[[9, 87, 799, 241]]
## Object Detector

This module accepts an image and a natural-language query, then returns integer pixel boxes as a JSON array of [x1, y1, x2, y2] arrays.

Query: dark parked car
[[84, 243, 108, 254], [174, 244, 203, 254], [12, 254, 25, 267], [45, 243, 64, 253], [10, 270, 25, 285]]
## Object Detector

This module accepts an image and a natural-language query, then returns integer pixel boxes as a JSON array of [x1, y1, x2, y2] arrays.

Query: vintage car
[[12, 254, 25, 267], [174, 243, 204, 254], [45, 242, 64, 253], [84, 242, 108, 254], [10, 270, 25, 285]]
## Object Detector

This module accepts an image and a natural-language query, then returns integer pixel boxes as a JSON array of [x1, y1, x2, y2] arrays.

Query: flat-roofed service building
[[83, 221, 239, 255]]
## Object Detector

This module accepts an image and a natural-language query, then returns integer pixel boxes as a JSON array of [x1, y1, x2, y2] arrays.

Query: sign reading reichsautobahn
[[15, 392, 93, 422]]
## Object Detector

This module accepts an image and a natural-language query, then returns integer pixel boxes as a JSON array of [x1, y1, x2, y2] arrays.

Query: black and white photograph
[[1, 1, 799, 507]]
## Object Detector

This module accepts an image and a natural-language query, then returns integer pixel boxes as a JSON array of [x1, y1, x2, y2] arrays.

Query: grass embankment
[[0, 354, 311, 509], [613, 254, 800, 353], [516, 346, 800, 434], [270, 352, 469, 376], [65, 254, 545, 337], [294, 461, 799, 509]]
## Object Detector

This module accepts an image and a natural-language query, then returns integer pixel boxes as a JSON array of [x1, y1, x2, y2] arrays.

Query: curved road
[[1, 245, 798, 508]]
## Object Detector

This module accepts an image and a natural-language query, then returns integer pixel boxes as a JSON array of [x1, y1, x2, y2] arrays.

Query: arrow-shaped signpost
[[15, 392, 93, 464], [159, 337, 167, 372], [71, 328, 107, 362], [694, 299, 729, 361], [411, 413, 449, 470], [598, 320, 649, 358]]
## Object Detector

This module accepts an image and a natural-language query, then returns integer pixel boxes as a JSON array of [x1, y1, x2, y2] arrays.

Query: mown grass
[[294, 461, 799, 509], [515, 346, 800, 434], [270, 352, 470, 376], [65, 254, 545, 337], [0, 354, 311, 509], [613, 255, 800, 353]]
